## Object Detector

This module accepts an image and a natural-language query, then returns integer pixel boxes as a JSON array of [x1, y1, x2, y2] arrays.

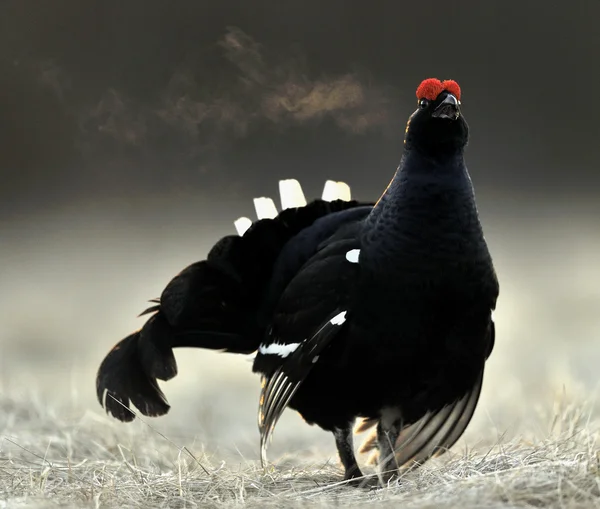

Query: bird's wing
[[258, 308, 349, 465], [253, 227, 363, 464]]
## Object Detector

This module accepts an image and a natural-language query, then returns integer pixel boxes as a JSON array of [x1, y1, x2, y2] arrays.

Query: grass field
[[1, 388, 599, 508], [1, 203, 599, 508]]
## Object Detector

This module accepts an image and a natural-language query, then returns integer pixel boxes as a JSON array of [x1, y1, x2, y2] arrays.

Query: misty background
[[0, 0, 599, 462]]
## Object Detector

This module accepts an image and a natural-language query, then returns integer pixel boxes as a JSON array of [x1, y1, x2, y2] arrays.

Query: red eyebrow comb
[[416, 78, 462, 101]]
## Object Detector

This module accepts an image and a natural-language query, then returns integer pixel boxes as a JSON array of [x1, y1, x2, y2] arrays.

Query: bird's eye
[[419, 99, 429, 109]]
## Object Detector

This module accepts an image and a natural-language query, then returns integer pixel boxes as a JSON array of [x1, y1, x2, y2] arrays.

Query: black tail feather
[[157, 259, 252, 333], [172, 330, 255, 353], [138, 313, 178, 381], [96, 332, 171, 422], [97, 198, 374, 422], [138, 304, 161, 317]]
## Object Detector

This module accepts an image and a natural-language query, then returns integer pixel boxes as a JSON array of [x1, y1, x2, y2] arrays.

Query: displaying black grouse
[[96, 78, 499, 485]]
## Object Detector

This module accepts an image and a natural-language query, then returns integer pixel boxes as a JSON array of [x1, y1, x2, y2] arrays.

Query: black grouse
[[96, 78, 499, 485]]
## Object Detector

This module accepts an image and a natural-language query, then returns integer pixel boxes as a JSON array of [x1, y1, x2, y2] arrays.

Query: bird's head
[[404, 78, 469, 156]]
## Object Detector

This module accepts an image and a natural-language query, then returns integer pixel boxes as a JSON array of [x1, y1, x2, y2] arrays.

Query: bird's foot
[[343, 470, 379, 488], [378, 468, 401, 487]]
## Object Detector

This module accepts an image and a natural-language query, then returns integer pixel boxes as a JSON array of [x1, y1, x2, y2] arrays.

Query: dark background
[[2, 0, 599, 218], [0, 0, 598, 452]]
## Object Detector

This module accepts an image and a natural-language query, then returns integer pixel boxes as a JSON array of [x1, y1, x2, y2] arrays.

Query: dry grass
[[1, 391, 599, 509]]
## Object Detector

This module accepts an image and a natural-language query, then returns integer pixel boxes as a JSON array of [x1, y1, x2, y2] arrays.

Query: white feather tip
[[322, 180, 351, 202], [234, 217, 253, 236], [253, 197, 278, 220], [279, 179, 307, 210]]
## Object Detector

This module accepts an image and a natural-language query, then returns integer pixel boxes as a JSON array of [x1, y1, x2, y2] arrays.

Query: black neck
[[360, 148, 485, 271]]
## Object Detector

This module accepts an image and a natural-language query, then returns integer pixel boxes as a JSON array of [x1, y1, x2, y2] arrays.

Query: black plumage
[[96, 198, 373, 421], [96, 78, 499, 486]]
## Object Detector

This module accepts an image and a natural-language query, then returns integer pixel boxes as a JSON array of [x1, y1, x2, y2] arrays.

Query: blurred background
[[0, 0, 599, 463]]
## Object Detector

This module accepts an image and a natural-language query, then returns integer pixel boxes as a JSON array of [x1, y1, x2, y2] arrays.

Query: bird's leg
[[333, 423, 364, 484], [377, 409, 402, 485]]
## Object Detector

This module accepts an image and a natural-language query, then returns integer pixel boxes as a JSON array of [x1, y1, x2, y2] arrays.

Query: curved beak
[[432, 93, 460, 120]]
